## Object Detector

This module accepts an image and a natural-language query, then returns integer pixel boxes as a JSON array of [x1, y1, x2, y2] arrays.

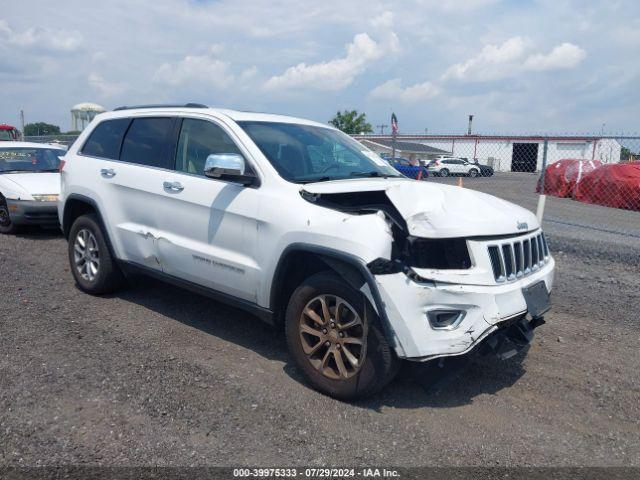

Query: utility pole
[[19, 110, 25, 140], [376, 124, 388, 135]]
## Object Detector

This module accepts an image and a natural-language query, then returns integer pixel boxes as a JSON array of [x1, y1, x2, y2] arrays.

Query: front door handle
[[100, 168, 116, 178], [163, 181, 184, 193]]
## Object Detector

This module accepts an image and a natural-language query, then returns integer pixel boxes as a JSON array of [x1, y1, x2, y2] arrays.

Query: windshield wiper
[[300, 176, 334, 184]]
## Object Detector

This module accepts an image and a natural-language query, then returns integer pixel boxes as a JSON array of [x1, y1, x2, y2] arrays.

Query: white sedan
[[0, 142, 66, 234]]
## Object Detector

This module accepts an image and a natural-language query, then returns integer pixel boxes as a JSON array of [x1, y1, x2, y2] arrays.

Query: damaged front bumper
[[373, 257, 555, 360]]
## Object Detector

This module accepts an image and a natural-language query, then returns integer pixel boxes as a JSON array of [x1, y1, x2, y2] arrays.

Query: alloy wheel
[[73, 228, 100, 282], [298, 294, 366, 380]]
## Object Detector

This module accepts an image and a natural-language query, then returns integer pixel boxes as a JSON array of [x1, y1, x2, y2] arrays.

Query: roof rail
[[113, 103, 208, 111]]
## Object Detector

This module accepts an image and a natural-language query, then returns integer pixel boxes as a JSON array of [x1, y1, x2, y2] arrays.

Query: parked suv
[[59, 105, 554, 399], [428, 156, 481, 177]]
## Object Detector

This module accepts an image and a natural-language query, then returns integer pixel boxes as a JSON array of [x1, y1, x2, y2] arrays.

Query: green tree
[[620, 146, 639, 162], [24, 122, 61, 136], [329, 110, 373, 135]]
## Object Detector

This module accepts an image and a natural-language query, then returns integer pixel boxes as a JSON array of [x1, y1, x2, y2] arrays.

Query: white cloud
[[370, 11, 394, 28], [264, 32, 398, 91], [370, 78, 440, 103], [153, 52, 234, 89], [523, 43, 586, 71], [414, 0, 501, 12], [240, 66, 258, 81], [442, 36, 528, 81], [443, 37, 586, 82], [0, 19, 82, 53], [0, 0, 631, 134], [88, 73, 125, 97]]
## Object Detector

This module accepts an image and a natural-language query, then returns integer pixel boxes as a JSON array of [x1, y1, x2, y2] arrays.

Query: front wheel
[[439, 168, 449, 177], [469, 168, 479, 177], [285, 272, 398, 400], [0, 200, 18, 234], [68, 214, 126, 295]]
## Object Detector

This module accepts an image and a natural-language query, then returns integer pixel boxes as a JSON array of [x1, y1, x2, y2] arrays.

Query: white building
[[71, 103, 106, 132], [356, 135, 622, 172]]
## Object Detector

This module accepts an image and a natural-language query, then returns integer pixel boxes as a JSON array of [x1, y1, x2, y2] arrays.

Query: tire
[[285, 271, 398, 400], [439, 168, 449, 177], [469, 168, 479, 178], [68, 214, 126, 295], [0, 198, 18, 234]]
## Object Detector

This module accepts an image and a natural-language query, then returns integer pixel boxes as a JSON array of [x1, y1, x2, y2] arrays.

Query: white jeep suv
[[59, 105, 554, 399]]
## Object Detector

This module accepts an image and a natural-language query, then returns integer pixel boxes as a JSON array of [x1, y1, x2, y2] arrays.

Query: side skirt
[[118, 260, 275, 325]]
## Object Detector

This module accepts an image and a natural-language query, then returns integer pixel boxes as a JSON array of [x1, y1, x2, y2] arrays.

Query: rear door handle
[[163, 181, 184, 193], [100, 168, 116, 178]]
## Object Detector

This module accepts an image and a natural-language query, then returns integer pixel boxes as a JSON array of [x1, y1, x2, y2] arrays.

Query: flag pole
[[391, 112, 398, 159]]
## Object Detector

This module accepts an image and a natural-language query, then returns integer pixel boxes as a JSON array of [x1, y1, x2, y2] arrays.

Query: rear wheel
[[68, 214, 126, 295], [0, 199, 18, 234], [439, 168, 449, 177], [285, 271, 398, 400]]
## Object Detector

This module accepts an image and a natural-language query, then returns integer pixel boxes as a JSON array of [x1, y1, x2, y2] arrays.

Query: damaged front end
[[300, 179, 555, 362]]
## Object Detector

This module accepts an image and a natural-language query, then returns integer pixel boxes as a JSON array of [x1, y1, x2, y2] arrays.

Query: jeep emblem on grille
[[517, 221, 528, 231]]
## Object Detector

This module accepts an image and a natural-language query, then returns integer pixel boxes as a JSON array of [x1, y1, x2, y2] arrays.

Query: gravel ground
[[1, 174, 639, 467]]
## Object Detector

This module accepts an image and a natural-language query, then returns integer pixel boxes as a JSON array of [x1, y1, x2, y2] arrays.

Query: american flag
[[391, 113, 398, 136]]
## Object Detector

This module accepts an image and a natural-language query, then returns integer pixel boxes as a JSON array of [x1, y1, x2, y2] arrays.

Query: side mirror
[[204, 153, 255, 185]]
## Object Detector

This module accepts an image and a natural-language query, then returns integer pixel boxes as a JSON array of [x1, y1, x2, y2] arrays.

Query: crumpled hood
[[1, 173, 60, 198], [302, 178, 539, 238]]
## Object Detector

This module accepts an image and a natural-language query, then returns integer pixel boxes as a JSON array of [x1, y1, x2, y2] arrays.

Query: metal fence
[[18, 131, 640, 253], [23, 134, 79, 147], [355, 134, 640, 260]]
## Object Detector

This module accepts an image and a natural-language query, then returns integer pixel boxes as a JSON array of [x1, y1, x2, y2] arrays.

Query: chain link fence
[[23, 134, 79, 147], [356, 134, 640, 262], [19, 131, 640, 256]]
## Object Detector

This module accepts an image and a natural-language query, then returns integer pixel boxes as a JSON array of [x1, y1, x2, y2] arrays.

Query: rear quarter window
[[81, 118, 131, 160]]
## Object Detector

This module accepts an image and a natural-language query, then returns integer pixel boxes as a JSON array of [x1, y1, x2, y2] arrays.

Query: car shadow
[[114, 276, 288, 364], [15, 226, 63, 240], [354, 351, 528, 411], [115, 276, 528, 409]]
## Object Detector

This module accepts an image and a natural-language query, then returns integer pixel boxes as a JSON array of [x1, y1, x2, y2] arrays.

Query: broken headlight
[[405, 237, 472, 270]]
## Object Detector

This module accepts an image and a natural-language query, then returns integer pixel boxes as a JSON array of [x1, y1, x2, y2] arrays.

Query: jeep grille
[[488, 232, 549, 282]]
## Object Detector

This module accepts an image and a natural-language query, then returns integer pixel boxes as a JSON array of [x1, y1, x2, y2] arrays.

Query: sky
[[1, 0, 638, 135]]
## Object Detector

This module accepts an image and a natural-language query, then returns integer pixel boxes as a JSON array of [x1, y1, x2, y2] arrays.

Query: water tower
[[70, 103, 106, 131]]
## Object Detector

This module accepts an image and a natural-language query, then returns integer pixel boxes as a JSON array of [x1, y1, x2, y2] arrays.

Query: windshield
[[0, 130, 14, 141], [238, 121, 401, 183], [0, 147, 64, 173]]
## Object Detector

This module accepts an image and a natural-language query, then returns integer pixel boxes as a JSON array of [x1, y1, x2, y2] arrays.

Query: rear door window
[[81, 118, 131, 160], [120, 117, 176, 169]]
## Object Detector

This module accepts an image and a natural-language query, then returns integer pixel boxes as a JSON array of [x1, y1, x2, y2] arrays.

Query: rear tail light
[[59, 159, 66, 172]]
